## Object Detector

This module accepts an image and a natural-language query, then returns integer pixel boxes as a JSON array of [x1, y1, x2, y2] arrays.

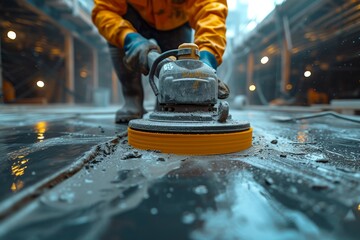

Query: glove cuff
[[200, 51, 218, 70], [124, 33, 145, 52]]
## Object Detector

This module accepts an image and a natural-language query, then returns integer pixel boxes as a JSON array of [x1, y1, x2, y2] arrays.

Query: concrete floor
[[0, 104, 359, 240]]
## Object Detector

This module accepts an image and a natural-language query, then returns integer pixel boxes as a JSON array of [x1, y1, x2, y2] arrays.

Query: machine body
[[128, 43, 252, 155]]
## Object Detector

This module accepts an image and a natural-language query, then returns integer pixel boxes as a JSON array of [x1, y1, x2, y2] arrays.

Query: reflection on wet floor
[[10, 180, 24, 193], [0, 112, 126, 202], [10, 155, 29, 193], [296, 123, 309, 143], [8, 120, 50, 194], [35, 121, 47, 142]]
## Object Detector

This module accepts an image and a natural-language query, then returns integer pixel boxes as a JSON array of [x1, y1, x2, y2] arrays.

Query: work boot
[[115, 96, 145, 123], [109, 44, 146, 123], [218, 79, 230, 99], [114, 71, 146, 123]]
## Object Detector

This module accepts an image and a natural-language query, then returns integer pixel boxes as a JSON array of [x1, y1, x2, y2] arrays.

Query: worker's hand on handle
[[147, 50, 161, 71], [217, 79, 230, 99], [123, 33, 161, 76], [200, 50, 230, 99]]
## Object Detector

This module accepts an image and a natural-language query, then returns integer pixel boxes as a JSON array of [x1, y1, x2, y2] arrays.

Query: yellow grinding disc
[[128, 127, 253, 155]]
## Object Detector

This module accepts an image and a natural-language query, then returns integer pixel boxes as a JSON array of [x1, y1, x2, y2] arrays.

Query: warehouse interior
[[1, 0, 359, 109], [0, 1, 359, 240]]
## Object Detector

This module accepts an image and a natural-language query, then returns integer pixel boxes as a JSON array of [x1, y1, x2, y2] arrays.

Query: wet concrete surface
[[0, 105, 359, 240], [0, 105, 126, 216]]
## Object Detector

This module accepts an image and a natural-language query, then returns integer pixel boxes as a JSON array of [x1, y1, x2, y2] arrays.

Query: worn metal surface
[[149, 47, 217, 106], [130, 101, 241, 133], [0, 106, 359, 240]]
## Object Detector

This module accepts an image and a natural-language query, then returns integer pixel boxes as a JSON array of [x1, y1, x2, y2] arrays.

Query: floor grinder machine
[[128, 43, 252, 155]]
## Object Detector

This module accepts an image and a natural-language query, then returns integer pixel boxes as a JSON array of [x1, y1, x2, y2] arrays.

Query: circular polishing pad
[[128, 126, 253, 155]]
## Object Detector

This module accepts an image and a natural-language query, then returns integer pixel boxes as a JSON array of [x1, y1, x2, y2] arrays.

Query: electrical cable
[[271, 111, 360, 123]]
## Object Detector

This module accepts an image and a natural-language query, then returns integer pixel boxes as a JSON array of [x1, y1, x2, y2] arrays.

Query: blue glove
[[200, 50, 229, 99], [199, 50, 218, 70], [123, 33, 161, 75]]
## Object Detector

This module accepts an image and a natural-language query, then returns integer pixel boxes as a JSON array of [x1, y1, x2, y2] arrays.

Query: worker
[[92, 0, 229, 123]]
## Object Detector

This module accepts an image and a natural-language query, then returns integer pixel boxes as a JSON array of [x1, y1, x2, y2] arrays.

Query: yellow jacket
[[92, 0, 227, 65]]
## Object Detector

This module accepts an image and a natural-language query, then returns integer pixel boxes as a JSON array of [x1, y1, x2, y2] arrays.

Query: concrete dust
[[191, 172, 328, 240]]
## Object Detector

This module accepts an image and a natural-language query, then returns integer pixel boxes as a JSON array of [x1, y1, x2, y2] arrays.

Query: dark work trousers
[[108, 5, 192, 107]]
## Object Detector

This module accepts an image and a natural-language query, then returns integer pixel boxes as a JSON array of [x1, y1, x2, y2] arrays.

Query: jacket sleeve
[[92, 0, 137, 48], [186, 0, 228, 66]]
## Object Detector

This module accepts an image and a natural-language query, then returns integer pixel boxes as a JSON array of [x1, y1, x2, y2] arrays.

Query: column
[[92, 48, 98, 90], [281, 16, 292, 94], [0, 36, 3, 103], [111, 69, 119, 103], [246, 52, 254, 103], [65, 32, 75, 103]]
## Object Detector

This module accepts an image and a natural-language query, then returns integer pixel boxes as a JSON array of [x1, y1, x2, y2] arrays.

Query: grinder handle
[[147, 50, 160, 71], [147, 50, 161, 96], [147, 49, 179, 96]]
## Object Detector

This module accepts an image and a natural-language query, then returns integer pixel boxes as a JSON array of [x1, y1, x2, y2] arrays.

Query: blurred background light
[[37, 80, 45, 88], [7, 30, 17, 40], [286, 84, 293, 90], [304, 71, 312, 78], [80, 69, 88, 78], [261, 56, 269, 64]]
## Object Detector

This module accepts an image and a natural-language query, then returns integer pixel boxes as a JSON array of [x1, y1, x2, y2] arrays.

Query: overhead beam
[[19, 0, 105, 51]]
